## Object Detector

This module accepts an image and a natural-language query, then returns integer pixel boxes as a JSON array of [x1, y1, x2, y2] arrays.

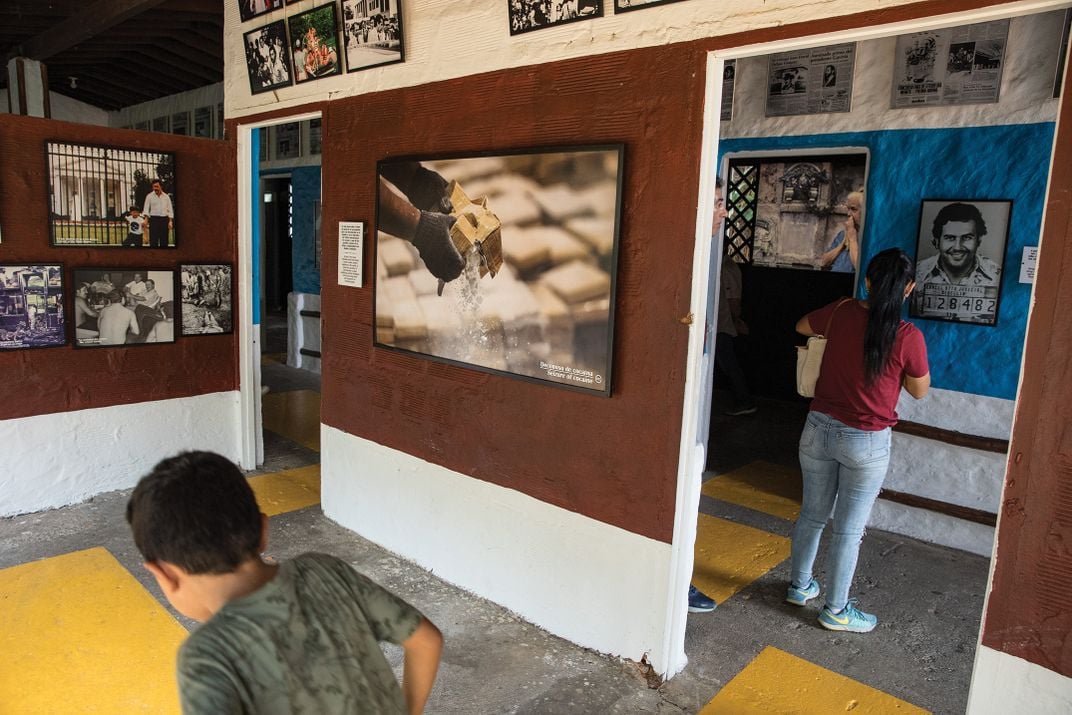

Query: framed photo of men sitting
[[72, 268, 177, 347], [909, 199, 1011, 326]]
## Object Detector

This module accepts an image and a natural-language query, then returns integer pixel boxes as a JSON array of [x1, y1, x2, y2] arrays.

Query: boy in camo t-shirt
[[126, 451, 443, 714]]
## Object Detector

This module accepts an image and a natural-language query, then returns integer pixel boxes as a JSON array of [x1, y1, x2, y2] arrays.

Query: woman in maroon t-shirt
[[786, 248, 930, 633]]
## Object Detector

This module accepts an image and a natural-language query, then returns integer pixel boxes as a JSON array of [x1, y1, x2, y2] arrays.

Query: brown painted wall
[[316, 46, 708, 543], [0, 115, 238, 421], [982, 52, 1072, 677]]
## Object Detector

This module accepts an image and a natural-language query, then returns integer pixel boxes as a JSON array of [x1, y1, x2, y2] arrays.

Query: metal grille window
[[46, 142, 176, 247], [725, 161, 759, 264]]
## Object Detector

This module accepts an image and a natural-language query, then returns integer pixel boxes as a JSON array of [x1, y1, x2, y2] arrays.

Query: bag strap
[[820, 298, 853, 337]]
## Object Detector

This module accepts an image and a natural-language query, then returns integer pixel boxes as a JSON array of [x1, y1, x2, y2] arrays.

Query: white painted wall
[[0, 89, 110, 126], [224, 0, 938, 120], [0, 392, 243, 517], [287, 292, 322, 373], [110, 83, 224, 134], [721, 11, 1064, 136], [321, 426, 674, 668], [967, 646, 1072, 713]]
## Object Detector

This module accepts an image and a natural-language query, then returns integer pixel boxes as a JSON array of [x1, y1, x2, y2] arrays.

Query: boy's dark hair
[[126, 451, 261, 574]]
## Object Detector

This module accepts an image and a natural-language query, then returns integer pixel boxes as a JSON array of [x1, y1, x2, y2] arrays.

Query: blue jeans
[[790, 411, 891, 612]]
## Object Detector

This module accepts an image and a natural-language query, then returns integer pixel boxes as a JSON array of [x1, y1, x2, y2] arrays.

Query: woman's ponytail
[[863, 248, 915, 384]]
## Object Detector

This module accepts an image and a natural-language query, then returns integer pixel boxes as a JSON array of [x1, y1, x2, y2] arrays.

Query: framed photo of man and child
[[46, 142, 177, 249]]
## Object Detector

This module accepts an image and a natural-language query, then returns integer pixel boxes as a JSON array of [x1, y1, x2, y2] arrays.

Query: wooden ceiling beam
[[11, 0, 170, 61]]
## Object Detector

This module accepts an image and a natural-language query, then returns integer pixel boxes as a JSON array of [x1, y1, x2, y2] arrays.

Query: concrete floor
[[0, 358, 990, 714]]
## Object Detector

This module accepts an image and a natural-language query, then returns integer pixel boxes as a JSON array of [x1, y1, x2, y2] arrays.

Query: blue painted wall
[[262, 165, 322, 297], [719, 122, 1056, 401]]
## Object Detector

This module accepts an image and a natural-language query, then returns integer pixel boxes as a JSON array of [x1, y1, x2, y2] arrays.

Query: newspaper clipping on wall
[[765, 43, 856, 117], [892, 20, 1010, 108], [720, 59, 736, 121]]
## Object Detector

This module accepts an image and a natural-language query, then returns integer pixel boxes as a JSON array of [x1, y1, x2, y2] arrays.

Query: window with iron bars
[[724, 161, 759, 264]]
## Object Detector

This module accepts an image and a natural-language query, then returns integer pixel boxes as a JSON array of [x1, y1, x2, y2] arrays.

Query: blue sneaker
[[688, 585, 716, 613], [818, 599, 877, 633], [786, 579, 820, 606]]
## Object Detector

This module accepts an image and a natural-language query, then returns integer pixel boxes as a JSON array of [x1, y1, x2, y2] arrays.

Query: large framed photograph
[[0, 265, 66, 350], [909, 199, 1011, 326], [238, 0, 284, 23], [342, 0, 404, 72], [375, 145, 623, 396], [290, 3, 343, 84], [508, 0, 603, 35], [244, 20, 293, 94], [180, 264, 233, 336], [615, 0, 688, 12], [46, 142, 177, 248], [72, 268, 177, 347]]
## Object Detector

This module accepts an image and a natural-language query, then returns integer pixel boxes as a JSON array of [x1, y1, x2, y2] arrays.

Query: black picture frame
[[244, 20, 294, 94], [179, 264, 234, 336], [508, 0, 603, 36], [374, 144, 625, 397], [909, 199, 1012, 327], [71, 268, 179, 347], [614, 0, 689, 12], [0, 264, 67, 351], [238, 0, 284, 23], [289, 3, 343, 84], [342, 0, 405, 73], [46, 141, 178, 249]]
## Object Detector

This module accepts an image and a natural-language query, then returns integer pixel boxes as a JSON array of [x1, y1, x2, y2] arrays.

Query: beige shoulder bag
[[795, 298, 851, 398]]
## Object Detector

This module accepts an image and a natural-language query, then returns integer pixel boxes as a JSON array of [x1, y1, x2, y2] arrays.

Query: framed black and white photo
[[46, 142, 177, 248], [508, 0, 603, 35], [290, 3, 343, 84], [72, 268, 177, 347], [180, 264, 233, 336], [244, 20, 293, 94], [342, 0, 404, 72], [0, 265, 66, 350], [614, 0, 688, 12], [909, 199, 1012, 326], [238, 0, 284, 23], [375, 144, 624, 396]]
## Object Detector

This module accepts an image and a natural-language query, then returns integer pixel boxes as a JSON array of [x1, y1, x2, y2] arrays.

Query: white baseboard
[[869, 499, 994, 557], [967, 646, 1072, 714], [0, 391, 243, 516], [320, 425, 674, 668]]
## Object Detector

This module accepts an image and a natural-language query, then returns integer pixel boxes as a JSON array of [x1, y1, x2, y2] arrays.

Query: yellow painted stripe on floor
[[249, 464, 322, 516], [0, 547, 186, 714], [702, 461, 803, 521], [262, 389, 321, 452], [693, 513, 791, 604], [700, 646, 930, 714]]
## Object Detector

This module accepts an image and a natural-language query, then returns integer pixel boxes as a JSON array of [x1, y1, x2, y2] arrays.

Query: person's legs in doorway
[[817, 425, 890, 633], [788, 412, 839, 605], [714, 331, 756, 415]]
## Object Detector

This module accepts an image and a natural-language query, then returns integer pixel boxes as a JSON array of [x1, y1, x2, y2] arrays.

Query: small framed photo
[[290, 3, 343, 84], [342, 0, 404, 72], [0, 265, 66, 350], [614, 0, 688, 12], [239, 0, 284, 23], [46, 142, 177, 248], [72, 268, 177, 347], [244, 20, 293, 94], [909, 199, 1012, 326], [180, 264, 233, 336], [509, 0, 603, 35]]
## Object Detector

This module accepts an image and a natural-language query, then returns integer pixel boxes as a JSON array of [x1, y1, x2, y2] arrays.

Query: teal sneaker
[[786, 579, 820, 606], [818, 599, 877, 633]]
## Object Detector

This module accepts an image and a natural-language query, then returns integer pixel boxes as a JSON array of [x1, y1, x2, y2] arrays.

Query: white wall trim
[[0, 392, 242, 517], [321, 426, 674, 668], [967, 646, 1072, 713]]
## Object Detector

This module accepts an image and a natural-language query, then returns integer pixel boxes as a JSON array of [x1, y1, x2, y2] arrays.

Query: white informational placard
[[1020, 246, 1039, 284], [338, 221, 364, 288]]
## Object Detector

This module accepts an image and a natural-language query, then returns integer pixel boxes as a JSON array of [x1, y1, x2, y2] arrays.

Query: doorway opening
[[674, 2, 1070, 708]]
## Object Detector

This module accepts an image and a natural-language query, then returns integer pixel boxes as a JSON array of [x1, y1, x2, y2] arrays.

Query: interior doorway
[[675, 2, 1071, 707]]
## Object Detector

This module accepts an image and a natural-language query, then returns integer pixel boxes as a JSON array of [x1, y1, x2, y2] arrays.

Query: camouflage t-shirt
[[177, 552, 422, 714]]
